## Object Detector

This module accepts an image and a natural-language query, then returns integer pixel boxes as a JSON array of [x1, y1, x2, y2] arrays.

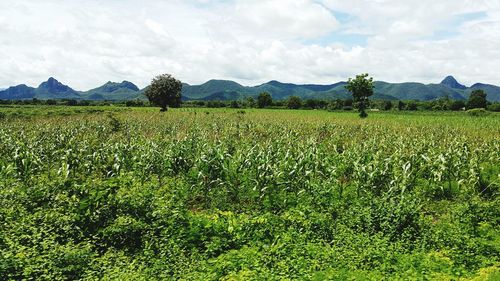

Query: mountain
[[182, 80, 247, 100], [372, 82, 466, 101], [0, 84, 37, 99], [81, 81, 143, 100], [181, 77, 500, 101], [440, 76, 467, 90], [181, 80, 350, 101], [1, 76, 500, 101], [36, 77, 80, 99], [0, 78, 145, 101]]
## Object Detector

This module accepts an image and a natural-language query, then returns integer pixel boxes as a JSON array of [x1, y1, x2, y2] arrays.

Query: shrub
[[487, 103, 500, 112], [467, 108, 489, 116]]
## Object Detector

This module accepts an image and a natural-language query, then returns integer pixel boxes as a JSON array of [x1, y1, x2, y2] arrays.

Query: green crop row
[[0, 107, 498, 280]]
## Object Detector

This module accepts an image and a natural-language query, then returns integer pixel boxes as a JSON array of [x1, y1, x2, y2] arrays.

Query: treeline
[[0, 98, 147, 107], [2, 92, 499, 112], [184, 97, 500, 112]]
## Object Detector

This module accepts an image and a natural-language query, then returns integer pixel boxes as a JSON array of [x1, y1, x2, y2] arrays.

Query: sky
[[0, 0, 499, 90]]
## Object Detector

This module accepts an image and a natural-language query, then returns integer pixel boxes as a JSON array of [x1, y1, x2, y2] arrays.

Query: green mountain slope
[[35, 77, 81, 99], [1, 76, 499, 101], [81, 81, 142, 100]]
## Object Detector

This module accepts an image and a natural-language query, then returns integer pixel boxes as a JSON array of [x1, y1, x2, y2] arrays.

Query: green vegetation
[[257, 92, 273, 108], [345, 73, 375, 118], [467, 89, 488, 110], [287, 96, 302, 109], [0, 106, 499, 280], [144, 74, 182, 111]]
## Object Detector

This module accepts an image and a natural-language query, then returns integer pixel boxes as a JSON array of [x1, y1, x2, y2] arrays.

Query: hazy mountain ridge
[[1, 76, 499, 101]]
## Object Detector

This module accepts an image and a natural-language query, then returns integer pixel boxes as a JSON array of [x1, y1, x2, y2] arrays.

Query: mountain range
[[1, 76, 499, 101]]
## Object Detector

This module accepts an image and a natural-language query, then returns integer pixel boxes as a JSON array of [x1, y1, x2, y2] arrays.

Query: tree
[[397, 101, 405, 110], [406, 100, 418, 111], [257, 92, 272, 108], [450, 100, 465, 111], [66, 99, 78, 106], [304, 99, 317, 109], [246, 97, 255, 108], [230, 100, 240, 108], [466, 89, 487, 110], [434, 96, 451, 111], [287, 96, 302, 109], [145, 74, 182, 111], [345, 73, 374, 118], [383, 100, 393, 111]]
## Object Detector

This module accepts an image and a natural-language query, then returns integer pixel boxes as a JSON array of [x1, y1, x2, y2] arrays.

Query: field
[[0, 106, 499, 280]]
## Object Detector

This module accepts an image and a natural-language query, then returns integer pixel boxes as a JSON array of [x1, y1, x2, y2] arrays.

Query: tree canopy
[[257, 92, 273, 108], [466, 89, 487, 110], [287, 96, 302, 109], [145, 74, 182, 111], [345, 73, 374, 118]]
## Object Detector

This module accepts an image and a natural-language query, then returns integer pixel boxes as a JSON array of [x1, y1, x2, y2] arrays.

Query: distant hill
[[0, 78, 145, 101], [0, 84, 36, 99], [440, 76, 467, 90], [36, 77, 80, 99], [1, 76, 499, 101], [180, 76, 499, 101], [81, 81, 143, 100]]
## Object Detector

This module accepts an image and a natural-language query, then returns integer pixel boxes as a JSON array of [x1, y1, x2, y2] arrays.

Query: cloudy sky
[[0, 0, 499, 90]]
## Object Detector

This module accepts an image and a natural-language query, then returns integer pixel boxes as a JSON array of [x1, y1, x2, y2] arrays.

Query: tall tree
[[257, 92, 272, 108], [145, 74, 182, 111], [287, 96, 302, 109], [345, 73, 374, 118], [466, 89, 487, 110]]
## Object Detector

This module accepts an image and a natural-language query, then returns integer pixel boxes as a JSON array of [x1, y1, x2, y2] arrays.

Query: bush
[[450, 100, 466, 111], [382, 100, 393, 111], [466, 90, 487, 110], [487, 103, 500, 112], [406, 101, 418, 111], [287, 96, 302, 109], [467, 108, 489, 116], [230, 100, 240, 108]]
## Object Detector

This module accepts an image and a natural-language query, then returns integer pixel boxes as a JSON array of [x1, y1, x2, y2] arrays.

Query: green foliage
[[382, 100, 393, 110], [287, 96, 302, 109], [487, 103, 500, 112], [450, 100, 466, 111], [0, 107, 498, 280], [406, 100, 418, 111], [346, 74, 374, 118], [144, 74, 182, 111], [467, 89, 487, 110], [467, 108, 490, 116], [257, 92, 272, 108], [398, 100, 405, 110]]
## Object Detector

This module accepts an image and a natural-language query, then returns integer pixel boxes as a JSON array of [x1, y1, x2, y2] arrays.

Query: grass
[[0, 106, 498, 280]]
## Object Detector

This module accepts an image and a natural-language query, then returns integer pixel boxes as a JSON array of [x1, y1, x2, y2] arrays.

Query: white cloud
[[0, 0, 499, 90]]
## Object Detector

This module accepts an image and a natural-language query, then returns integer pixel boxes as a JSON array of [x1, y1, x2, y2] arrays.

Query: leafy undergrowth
[[0, 108, 499, 280]]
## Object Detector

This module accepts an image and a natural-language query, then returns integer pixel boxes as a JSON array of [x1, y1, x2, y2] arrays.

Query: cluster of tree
[[181, 96, 499, 112], [386, 90, 498, 111]]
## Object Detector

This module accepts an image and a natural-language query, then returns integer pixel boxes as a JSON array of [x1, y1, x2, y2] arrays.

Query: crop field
[[0, 106, 499, 280]]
